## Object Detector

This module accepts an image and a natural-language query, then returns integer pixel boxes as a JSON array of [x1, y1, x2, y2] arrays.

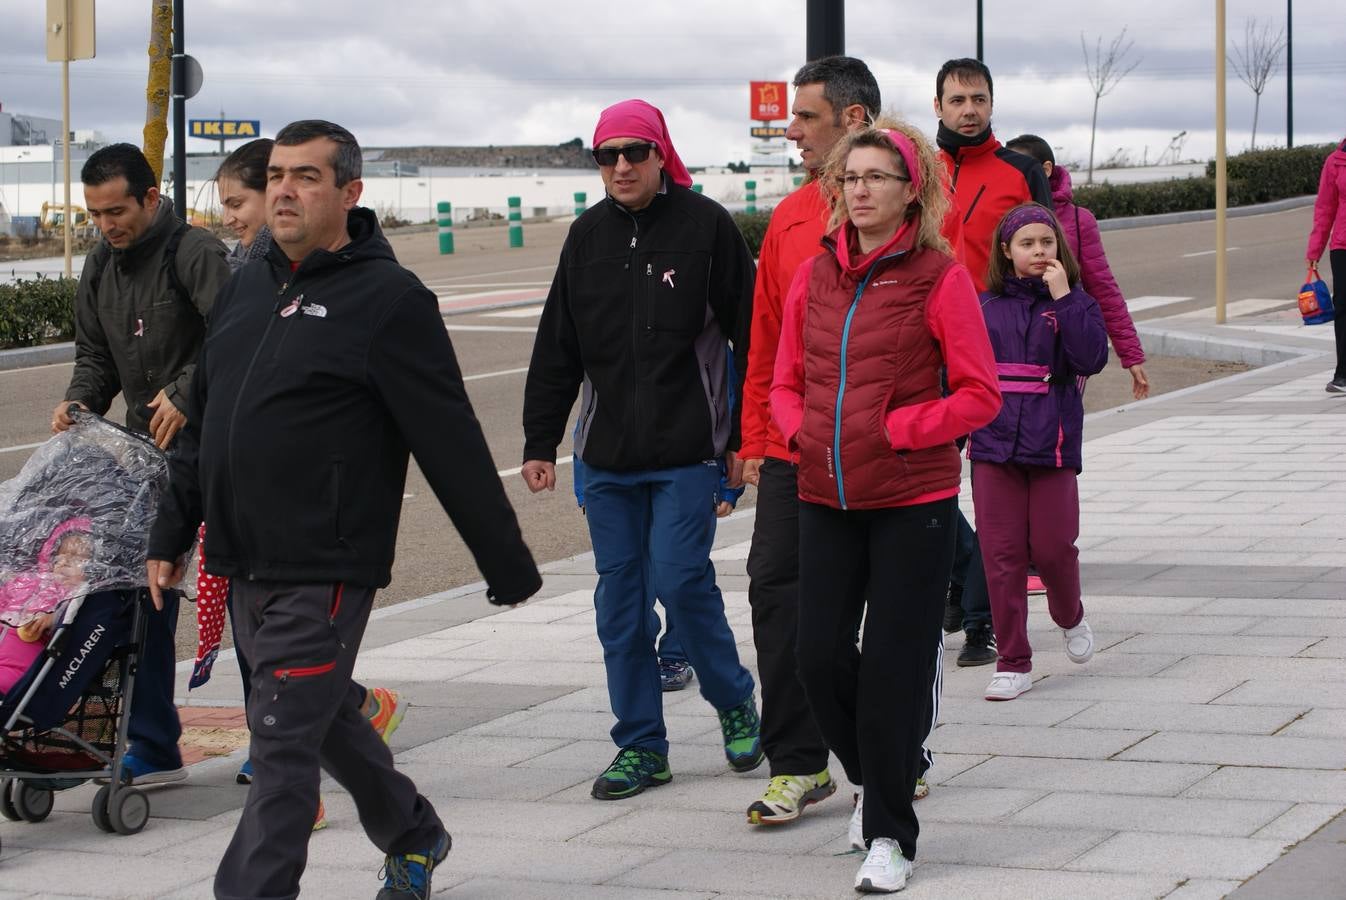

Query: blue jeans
[[128, 590, 183, 768], [951, 510, 992, 633], [584, 461, 755, 757]]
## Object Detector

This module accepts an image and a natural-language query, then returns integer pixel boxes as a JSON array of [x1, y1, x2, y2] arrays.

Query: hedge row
[[0, 277, 78, 349], [733, 144, 1337, 253]]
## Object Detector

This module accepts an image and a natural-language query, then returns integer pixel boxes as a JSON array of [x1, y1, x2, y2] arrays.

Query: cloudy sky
[[1, 1, 1341, 168]]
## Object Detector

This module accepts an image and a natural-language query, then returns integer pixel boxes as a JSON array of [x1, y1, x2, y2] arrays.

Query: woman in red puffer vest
[[769, 120, 1000, 892]]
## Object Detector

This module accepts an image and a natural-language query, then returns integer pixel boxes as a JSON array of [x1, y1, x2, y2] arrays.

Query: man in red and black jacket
[[931, 57, 1052, 670], [934, 57, 1052, 292]]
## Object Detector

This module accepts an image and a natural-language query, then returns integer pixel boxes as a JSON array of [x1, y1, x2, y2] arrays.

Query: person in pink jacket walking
[[1007, 135, 1149, 400], [1306, 139, 1346, 393]]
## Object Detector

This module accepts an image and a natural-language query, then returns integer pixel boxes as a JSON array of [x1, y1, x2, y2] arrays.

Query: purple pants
[[972, 462, 1085, 674]]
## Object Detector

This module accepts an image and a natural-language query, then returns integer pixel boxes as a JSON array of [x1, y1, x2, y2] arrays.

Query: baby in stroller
[[0, 408, 169, 842], [0, 517, 94, 695]]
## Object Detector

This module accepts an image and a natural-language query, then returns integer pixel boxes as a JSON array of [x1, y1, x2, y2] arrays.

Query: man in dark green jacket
[[52, 143, 229, 448], [47, 143, 229, 790]]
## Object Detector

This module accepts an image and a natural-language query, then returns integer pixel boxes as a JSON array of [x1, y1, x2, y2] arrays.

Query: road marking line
[[0, 440, 46, 456], [482, 307, 544, 319], [0, 360, 76, 375], [425, 264, 556, 282], [424, 281, 551, 289], [463, 366, 529, 381], [445, 324, 538, 333], [1181, 247, 1240, 258]]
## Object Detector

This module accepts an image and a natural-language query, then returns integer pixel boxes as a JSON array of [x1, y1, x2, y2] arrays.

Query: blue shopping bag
[[1299, 264, 1335, 325]]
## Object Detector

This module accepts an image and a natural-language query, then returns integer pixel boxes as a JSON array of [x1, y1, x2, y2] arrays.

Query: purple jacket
[[1051, 167, 1146, 369], [1307, 142, 1346, 261], [969, 277, 1108, 472]]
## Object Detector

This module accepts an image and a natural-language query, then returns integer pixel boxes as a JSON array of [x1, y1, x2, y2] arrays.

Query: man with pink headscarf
[[522, 99, 762, 801]]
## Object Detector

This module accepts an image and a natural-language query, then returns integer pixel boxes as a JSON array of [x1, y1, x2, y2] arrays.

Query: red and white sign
[[750, 81, 788, 122]]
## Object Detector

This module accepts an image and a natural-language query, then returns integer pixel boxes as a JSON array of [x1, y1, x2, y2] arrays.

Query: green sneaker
[[746, 769, 837, 825], [913, 776, 930, 800], [591, 747, 672, 800], [718, 696, 764, 773]]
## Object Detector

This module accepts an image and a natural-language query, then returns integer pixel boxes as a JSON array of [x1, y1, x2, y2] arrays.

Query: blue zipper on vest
[[832, 250, 906, 509]]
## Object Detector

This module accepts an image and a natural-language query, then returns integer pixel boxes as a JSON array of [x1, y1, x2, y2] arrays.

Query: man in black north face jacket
[[148, 120, 540, 900]]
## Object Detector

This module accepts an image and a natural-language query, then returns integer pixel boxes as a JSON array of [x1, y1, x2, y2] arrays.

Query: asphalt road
[[0, 206, 1309, 660]]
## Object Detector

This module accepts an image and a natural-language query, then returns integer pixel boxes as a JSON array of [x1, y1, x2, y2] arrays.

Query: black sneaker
[[943, 584, 965, 634], [1327, 377, 1346, 394], [957, 627, 997, 667], [376, 829, 451, 900], [591, 746, 672, 800]]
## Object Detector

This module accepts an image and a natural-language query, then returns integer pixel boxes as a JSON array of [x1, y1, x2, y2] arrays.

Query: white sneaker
[[1064, 620, 1095, 664], [855, 837, 912, 893], [984, 671, 1033, 701], [848, 789, 865, 850]]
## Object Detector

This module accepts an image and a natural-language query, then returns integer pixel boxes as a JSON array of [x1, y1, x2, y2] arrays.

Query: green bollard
[[508, 196, 523, 248], [691, 183, 703, 194], [745, 180, 757, 214], [437, 201, 454, 255], [793, 175, 803, 188], [573, 192, 587, 217]]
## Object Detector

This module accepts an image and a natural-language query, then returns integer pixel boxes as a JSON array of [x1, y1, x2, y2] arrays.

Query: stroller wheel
[[13, 781, 54, 823], [108, 786, 149, 835], [0, 779, 20, 821], [91, 785, 115, 833]]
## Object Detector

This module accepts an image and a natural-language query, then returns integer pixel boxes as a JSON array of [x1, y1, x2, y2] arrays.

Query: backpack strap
[[85, 220, 192, 301]]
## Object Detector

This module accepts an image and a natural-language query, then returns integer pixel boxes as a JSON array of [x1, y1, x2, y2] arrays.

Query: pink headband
[[879, 129, 922, 195], [592, 99, 693, 188], [999, 204, 1058, 244]]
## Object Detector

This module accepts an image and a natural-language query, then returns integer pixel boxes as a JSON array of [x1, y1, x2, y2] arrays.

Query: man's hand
[[715, 500, 733, 518], [724, 450, 745, 489], [520, 460, 556, 493], [50, 400, 88, 434], [1128, 364, 1151, 400], [146, 389, 186, 449], [741, 456, 764, 487], [146, 558, 185, 611]]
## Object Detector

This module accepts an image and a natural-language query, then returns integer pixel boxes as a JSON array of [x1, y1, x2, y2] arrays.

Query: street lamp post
[[1286, 0, 1293, 148]]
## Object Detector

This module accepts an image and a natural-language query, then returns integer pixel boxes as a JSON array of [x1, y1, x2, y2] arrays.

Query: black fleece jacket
[[148, 208, 540, 603]]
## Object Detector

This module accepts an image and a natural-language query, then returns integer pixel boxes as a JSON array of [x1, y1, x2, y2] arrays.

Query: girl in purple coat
[[971, 203, 1109, 701], [1006, 135, 1149, 399]]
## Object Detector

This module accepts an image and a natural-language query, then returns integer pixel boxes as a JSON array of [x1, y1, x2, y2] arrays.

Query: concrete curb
[[0, 340, 75, 370], [1098, 194, 1316, 231], [1135, 321, 1326, 367]]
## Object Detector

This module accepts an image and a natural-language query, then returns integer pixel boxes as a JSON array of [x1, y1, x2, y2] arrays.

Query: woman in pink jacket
[[1007, 135, 1149, 400], [1307, 139, 1346, 393]]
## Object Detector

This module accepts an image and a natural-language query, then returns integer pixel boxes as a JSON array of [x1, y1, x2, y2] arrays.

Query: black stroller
[[0, 408, 171, 854]]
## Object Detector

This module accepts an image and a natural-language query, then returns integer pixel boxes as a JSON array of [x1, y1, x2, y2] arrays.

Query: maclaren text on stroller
[[0, 407, 172, 853]]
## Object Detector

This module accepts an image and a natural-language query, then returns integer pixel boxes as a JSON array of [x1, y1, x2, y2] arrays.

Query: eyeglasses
[[839, 171, 911, 191], [592, 143, 656, 166]]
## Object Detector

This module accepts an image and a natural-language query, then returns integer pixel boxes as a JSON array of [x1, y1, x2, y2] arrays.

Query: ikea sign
[[189, 119, 261, 139]]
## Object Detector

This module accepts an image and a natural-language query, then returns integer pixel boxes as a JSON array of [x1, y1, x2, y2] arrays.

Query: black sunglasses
[[592, 142, 655, 166]]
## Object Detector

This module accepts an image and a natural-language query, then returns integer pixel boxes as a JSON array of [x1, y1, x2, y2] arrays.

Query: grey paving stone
[[934, 696, 1096, 728], [352, 657, 498, 682], [1119, 732, 1346, 770], [393, 760, 592, 802], [0, 847, 219, 895], [1156, 654, 1346, 682], [1064, 831, 1290, 879], [1109, 633, 1318, 657], [926, 723, 1150, 759], [1008, 791, 1289, 837], [1184, 767, 1346, 804], [1201, 597, 1346, 618], [609, 847, 861, 898], [1251, 802, 1346, 842], [905, 785, 1047, 824], [1278, 708, 1346, 739], [575, 806, 837, 852], [1239, 616, 1346, 637], [1228, 838, 1346, 900], [1029, 673, 1244, 704], [1162, 879, 1251, 900], [1088, 612, 1261, 635], [518, 738, 736, 778], [452, 659, 610, 687], [395, 734, 572, 767], [946, 756, 1216, 797], [1055, 700, 1303, 735], [392, 679, 577, 712], [1298, 638, 1346, 660], [441, 879, 715, 899], [924, 753, 991, 784]]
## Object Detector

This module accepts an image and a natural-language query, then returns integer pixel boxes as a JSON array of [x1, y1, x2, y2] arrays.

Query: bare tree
[[143, 0, 173, 183], [1229, 17, 1287, 150], [1081, 28, 1141, 184]]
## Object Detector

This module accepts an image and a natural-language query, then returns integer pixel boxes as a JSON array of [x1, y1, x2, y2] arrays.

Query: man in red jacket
[[933, 57, 1052, 669], [934, 57, 1052, 291], [739, 56, 880, 827]]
